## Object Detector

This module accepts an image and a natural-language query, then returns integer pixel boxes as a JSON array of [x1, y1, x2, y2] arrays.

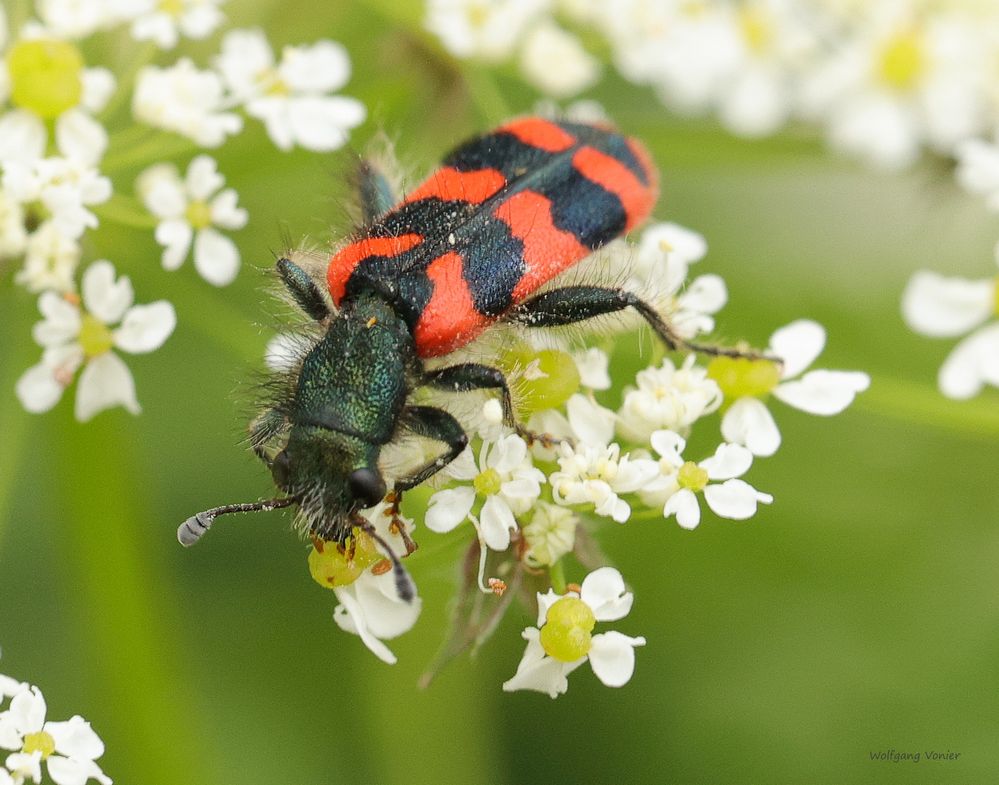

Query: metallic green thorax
[[277, 292, 417, 539]]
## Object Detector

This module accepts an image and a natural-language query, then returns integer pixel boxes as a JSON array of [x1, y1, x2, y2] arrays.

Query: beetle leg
[[276, 257, 331, 321], [353, 158, 399, 227], [422, 364, 566, 447], [394, 405, 469, 491], [509, 285, 771, 361]]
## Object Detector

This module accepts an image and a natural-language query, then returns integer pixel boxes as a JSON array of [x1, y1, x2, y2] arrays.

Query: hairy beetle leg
[[383, 490, 418, 555], [509, 285, 774, 363]]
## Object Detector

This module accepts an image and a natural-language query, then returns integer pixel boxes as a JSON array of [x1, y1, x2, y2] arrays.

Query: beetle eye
[[271, 449, 291, 489], [348, 467, 386, 509]]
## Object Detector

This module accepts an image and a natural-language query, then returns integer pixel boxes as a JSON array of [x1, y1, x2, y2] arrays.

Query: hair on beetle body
[[180, 116, 770, 600]]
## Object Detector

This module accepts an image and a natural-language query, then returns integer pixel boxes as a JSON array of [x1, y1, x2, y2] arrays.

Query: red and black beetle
[[179, 117, 714, 598]]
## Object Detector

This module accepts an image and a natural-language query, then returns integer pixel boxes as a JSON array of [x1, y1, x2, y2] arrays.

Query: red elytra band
[[327, 233, 423, 304], [413, 251, 490, 357]]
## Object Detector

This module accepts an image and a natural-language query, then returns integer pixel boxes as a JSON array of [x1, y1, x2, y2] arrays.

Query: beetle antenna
[[178, 497, 298, 547], [352, 515, 415, 603]]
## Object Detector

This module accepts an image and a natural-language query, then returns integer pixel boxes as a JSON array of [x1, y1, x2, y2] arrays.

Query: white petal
[[773, 370, 870, 415], [46, 716, 103, 759], [82, 260, 133, 324], [155, 219, 193, 270], [9, 686, 45, 733], [137, 164, 185, 217], [721, 397, 781, 457], [0, 713, 23, 750], [901, 270, 994, 338], [489, 434, 527, 474], [704, 479, 772, 520], [649, 429, 686, 465], [75, 352, 140, 421], [588, 631, 646, 687], [208, 188, 248, 229], [938, 323, 999, 399], [80, 68, 116, 113], [536, 589, 564, 628], [5, 751, 42, 783], [113, 301, 176, 354], [501, 631, 578, 699], [444, 445, 477, 481], [579, 567, 633, 622], [566, 394, 615, 447], [700, 442, 753, 481], [333, 586, 397, 665], [34, 291, 81, 346], [193, 228, 240, 286], [286, 95, 366, 152], [678, 274, 727, 314], [349, 571, 421, 640], [184, 155, 223, 201], [46, 756, 111, 785], [573, 347, 611, 390], [279, 40, 351, 93], [479, 496, 514, 551], [16, 362, 66, 413], [663, 488, 701, 530], [425, 486, 475, 533], [770, 320, 825, 379], [55, 110, 108, 165], [0, 110, 46, 162]]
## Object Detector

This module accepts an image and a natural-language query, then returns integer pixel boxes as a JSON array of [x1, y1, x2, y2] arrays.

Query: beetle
[[178, 117, 746, 598]]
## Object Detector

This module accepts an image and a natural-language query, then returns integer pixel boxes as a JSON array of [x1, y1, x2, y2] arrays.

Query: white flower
[[519, 22, 599, 98], [646, 430, 772, 530], [799, 7, 990, 169], [132, 59, 242, 147], [328, 506, 421, 665], [955, 138, 999, 211], [0, 686, 111, 785], [521, 502, 578, 568], [425, 0, 548, 62], [15, 221, 81, 293], [0, 189, 27, 258], [35, 0, 124, 39], [137, 155, 247, 286], [629, 222, 727, 340], [425, 434, 545, 551], [549, 441, 658, 523], [16, 260, 176, 421], [903, 261, 999, 398], [2, 157, 111, 240], [214, 29, 366, 152], [617, 355, 723, 443], [719, 320, 870, 456], [0, 27, 114, 164], [129, 0, 225, 49], [502, 567, 646, 698]]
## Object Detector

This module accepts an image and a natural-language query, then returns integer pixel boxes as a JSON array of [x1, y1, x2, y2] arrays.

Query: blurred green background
[[2, 1, 998, 783]]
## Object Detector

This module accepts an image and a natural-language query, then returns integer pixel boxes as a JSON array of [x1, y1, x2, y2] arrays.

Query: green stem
[[93, 193, 157, 230], [102, 130, 200, 173], [99, 41, 159, 121], [464, 66, 512, 124], [855, 375, 999, 440], [56, 422, 219, 785], [549, 558, 567, 594]]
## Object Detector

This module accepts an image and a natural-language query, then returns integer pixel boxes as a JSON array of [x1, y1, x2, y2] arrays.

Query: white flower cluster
[[425, 0, 999, 170], [312, 221, 869, 697], [3, 1, 367, 421], [0, 670, 110, 785], [902, 138, 999, 398]]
